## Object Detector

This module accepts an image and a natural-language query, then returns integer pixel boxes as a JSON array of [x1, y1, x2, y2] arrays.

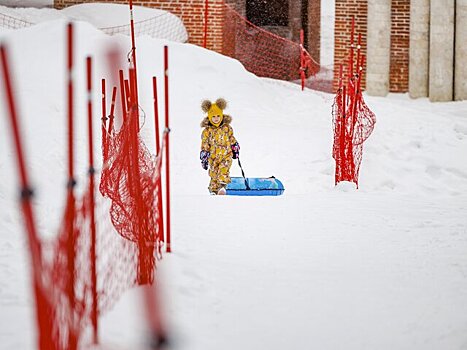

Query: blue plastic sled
[[226, 176, 285, 196]]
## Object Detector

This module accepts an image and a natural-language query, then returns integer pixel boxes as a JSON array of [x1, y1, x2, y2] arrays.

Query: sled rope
[[237, 157, 250, 190]]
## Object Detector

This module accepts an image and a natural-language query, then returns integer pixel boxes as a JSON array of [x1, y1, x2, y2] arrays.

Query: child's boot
[[217, 187, 226, 195]]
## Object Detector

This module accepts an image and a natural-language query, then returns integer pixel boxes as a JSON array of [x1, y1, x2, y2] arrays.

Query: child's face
[[212, 114, 221, 124]]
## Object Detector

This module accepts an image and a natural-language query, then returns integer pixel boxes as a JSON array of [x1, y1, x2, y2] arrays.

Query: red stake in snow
[[164, 45, 171, 253], [87, 57, 99, 345], [1, 43, 54, 350]]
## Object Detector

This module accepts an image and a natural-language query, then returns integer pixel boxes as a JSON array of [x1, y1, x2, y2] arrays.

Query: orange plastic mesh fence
[[332, 24, 376, 188], [222, 4, 332, 92], [1, 15, 166, 346], [99, 104, 164, 285], [332, 87, 376, 187], [4, 110, 163, 349], [100, 12, 187, 42], [24, 119, 164, 350], [42, 190, 100, 349], [20, 119, 165, 350]]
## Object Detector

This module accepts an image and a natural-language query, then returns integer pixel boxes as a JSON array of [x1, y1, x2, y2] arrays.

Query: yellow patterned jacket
[[200, 115, 237, 164]]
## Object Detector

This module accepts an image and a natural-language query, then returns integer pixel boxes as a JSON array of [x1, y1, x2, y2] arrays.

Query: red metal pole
[[101, 79, 108, 159], [125, 79, 131, 114], [119, 70, 127, 122], [129, 69, 137, 131], [1, 44, 54, 350], [203, 0, 209, 48], [129, 0, 139, 129], [349, 17, 355, 83], [108, 86, 117, 135], [152, 77, 165, 248], [142, 283, 168, 347], [338, 64, 343, 91], [67, 23, 75, 183], [164, 46, 171, 253], [66, 23, 77, 350], [86, 57, 99, 345], [300, 29, 305, 91], [340, 85, 347, 182]]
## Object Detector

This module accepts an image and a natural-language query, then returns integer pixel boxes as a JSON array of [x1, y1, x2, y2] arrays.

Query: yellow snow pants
[[208, 156, 232, 194]]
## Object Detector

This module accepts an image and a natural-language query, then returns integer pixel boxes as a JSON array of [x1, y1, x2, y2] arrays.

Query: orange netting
[[99, 85, 164, 286], [222, 4, 332, 92], [332, 23, 376, 188], [100, 11, 187, 42], [1, 42, 166, 348]]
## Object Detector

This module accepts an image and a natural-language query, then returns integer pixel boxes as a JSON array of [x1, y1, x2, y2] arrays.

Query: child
[[200, 98, 240, 195]]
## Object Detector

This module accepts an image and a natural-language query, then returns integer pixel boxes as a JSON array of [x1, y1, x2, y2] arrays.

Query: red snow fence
[[332, 18, 376, 188], [0, 18, 170, 350], [222, 4, 332, 92]]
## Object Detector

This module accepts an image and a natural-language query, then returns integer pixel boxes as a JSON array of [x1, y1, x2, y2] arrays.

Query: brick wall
[[54, 0, 225, 52], [334, 0, 410, 93], [390, 0, 410, 92], [333, 0, 368, 91]]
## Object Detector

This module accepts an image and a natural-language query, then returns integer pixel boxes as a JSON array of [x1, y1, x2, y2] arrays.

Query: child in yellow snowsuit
[[200, 98, 240, 195]]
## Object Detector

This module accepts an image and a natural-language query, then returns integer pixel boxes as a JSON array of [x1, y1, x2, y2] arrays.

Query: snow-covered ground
[[1, 3, 467, 350]]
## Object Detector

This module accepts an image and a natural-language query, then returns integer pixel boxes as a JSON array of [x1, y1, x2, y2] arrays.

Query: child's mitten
[[231, 142, 240, 159], [200, 150, 210, 170]]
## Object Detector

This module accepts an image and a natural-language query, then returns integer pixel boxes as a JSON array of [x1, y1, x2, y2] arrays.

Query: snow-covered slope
[[1, 9, 467, 350]]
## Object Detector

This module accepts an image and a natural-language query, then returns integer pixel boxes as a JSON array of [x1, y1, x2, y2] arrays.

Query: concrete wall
[[409, 0, 430, 98], [429, 0, 455, 102], [366, 0, 391, 96], [455, 0, 467, 100]]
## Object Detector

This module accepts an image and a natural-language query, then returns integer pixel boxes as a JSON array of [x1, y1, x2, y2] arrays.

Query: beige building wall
[[409, 0, 430, 98], [366, 0, 391, 96], [455, 0, 467, 100], [429, 0, 455, 102]]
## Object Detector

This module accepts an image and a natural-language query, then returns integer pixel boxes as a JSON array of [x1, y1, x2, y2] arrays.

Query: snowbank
[[0, 3, 188, 42]]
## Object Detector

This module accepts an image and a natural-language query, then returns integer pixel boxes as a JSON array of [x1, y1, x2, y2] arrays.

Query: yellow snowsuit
[[201, 116, 237, 194]]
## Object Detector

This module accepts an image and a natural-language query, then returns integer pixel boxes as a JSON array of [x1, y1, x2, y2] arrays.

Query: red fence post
[[101, 79, 108, 159], [66, 22, 78, 350], [164, 46, 171, 253], [108, 86, 117, 135], [300, 29, 306, 91], [1, 44, 55, 350], [203, 0, 209, 48], [119, 70, 127, 122], [153, 77, 165, 251], [87, 57, 99, 345], [129, 0, 139, 128]]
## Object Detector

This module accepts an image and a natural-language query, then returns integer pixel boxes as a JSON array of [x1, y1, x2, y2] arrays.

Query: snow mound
[[0, 3, 188, 42]]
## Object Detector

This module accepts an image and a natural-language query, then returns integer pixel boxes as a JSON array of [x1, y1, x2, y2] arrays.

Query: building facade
[[54, 0, 466, 101], [335, 0, 467, 101]]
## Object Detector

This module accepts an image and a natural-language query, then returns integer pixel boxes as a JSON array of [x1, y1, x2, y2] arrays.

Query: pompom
[[201, 100, 212, 113], [215, 98, 227, 110]]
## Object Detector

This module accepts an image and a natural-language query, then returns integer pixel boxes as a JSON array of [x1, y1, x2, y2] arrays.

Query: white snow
[[1, 3, 188, 42], [1, 3, 467, 350]]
